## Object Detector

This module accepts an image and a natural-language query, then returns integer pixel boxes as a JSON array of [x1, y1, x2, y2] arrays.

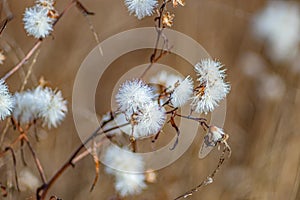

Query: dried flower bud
[[145, 169, 157, 183], [162, 12, 175, 27], [172, 0, 185, 7]]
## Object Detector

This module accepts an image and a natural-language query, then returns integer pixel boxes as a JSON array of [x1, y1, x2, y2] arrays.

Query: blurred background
[[0, 0, 300, 199]]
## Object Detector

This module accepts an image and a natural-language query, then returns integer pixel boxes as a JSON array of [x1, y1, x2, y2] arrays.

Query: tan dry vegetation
[[0, 0, 299, 200]]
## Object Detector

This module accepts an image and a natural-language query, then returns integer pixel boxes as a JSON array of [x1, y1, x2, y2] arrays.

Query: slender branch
[[2, 40, 42, 80], [23, 135, 47, 184], [140, 0, 172, 79], [36, 122, 129, 200], [4, 147, 20, 191], [20, 139, 27, 166], [20, 49, 40, 92], [174, 145, 230, 200], [1, 0, 79, 80]]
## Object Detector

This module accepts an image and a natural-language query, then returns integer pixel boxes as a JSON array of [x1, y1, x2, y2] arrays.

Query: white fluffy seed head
[[0, 80, 14, 120], [19, 168, 40, 192], [192, 59, 230, 114], [13, 91, 39, 124], [115, 173, 147, 197], [170, 76, 194, 108], [104, 145, 145, 174], [13, 86, 67, 128], [23, 5, 55, 38], [116, 79, 155, 115], [124, 0, 158, 20], [103, 145, 146, 196], [132, 101, 166, 138], [38, 87, 67, 128], [252, 1, 300, 61], [150, 71, 183, 91]]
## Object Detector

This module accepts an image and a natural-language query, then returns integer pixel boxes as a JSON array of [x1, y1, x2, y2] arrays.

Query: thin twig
[[1, 0, 79, 80], [0, 118, 11, 147], [20, 139, 27, 166], [4, 147, 20, 191], [140, 0, 172, 79], [169, 114, 180, 150], [2, 40, 42, 80], [23, 135, 47, 184], [174, 145, 230, 200], [36, 122, 129, 200], [89, 140, 100, 192], [20, 49, 40, 92]]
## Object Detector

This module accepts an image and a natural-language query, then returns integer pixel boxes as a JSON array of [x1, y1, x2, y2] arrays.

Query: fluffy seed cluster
[[104, 145, 146, 197], [23, 0, 57, 39], [13, 86, 67, 128], [116, 79, 166, 138], [253, 1, 300, 61], [116, 79, 154, 114], [170, 76, 194, 108], [192, 59, 230, 114], [0, 80, 14, 120], [132, 101, 166, 138], [150, 71, 183, 91], [124, 0, 158, 20]]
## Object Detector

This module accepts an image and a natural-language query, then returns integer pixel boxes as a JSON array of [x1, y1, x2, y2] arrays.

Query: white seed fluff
[[170, 76, 194, 108], [253, 1, 300, 61], [192, 59, 230, 114], [0, 80, 14, 120], [19, 168, 40, 192], [115, 173, 147, 197], [13, 86, 67, 128], [103, 145, 146, 196], [132, 101, 166, 138], [23, 5, 55, 38], [13, 91, 39, 124], [38, 87, 67, 128], [150, 71, 183, 91], [124, 0, 158, 20], [116, 79, 154, 115]]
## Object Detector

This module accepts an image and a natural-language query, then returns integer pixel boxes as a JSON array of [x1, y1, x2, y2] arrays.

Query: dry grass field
[[0, 0, 299, 199]]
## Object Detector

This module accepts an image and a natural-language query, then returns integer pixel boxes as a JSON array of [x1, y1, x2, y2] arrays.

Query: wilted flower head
[[116, 79, 154, 115], [23, 5, 55, 38], [36, 0, 55, 9], [103, 145, 146, 196], [199, 125, 226, 159], [13, 86, 67, 128], [170, 76, 194, 108], [191, 59, 230, 114], [162, 12, 175, 27], [124, 0, 158, 20], [0, 80, 14, 120], [172, 0, 185, 7]]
